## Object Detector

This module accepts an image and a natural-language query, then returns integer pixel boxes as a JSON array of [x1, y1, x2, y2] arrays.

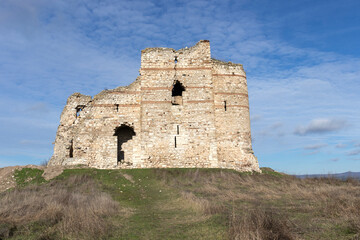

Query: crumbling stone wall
[[49, 40, 260, 172]]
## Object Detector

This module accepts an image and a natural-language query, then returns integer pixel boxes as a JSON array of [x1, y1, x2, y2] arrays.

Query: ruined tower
[[48, 40, 260, 172]]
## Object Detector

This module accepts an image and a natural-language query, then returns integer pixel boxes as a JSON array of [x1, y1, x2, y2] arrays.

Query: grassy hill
[[0, 167, 360, 240]]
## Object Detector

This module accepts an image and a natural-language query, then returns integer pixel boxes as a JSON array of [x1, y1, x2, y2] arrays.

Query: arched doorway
[[114, 125, 136, 164]]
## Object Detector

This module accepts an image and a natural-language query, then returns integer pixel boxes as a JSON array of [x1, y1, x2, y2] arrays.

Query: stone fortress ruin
[[48, 40, 260, 172]]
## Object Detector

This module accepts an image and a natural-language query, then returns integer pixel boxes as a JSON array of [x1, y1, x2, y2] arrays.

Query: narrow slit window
[[76, 108, 81, 118], [115, 104, 119, 112], [174, 136, 177, 148], [224, 101, 227, 111], [177, 125, 179, 135], [69, 141, 73, 158]]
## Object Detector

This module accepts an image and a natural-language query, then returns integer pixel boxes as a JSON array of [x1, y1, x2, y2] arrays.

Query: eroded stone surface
[[48, 40, 260, 172]]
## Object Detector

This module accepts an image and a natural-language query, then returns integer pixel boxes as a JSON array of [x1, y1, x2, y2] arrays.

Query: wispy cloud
[[347, 149, 360, 156], [335, 143, 346, 148], [270, 122, 283, 129], [304, 144, 327, 150], [250, 114, 262, 122], [26, 103, 50, 113], [0, 0, 359, 174], [19, 139, 49, 146], [294, 118, 347, 136], [304, 150, 320, 155]]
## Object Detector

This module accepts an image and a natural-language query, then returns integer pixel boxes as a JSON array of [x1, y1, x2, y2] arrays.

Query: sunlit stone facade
[[49, 40, 260, 172]]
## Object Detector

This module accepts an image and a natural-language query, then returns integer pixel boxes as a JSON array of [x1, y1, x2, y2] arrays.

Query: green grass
[[259, 167, 285, 177], [53, 168, 228, 239], [13, 168, 46, 187]]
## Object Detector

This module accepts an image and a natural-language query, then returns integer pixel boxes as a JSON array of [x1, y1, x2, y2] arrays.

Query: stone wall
[[49, 40, 260, 172]]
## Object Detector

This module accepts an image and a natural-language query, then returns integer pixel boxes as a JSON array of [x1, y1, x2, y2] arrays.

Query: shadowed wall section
[[114, 125, 136, 164]]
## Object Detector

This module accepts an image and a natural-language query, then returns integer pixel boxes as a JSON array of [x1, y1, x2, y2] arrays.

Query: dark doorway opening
[[114, 125, 136, 164]]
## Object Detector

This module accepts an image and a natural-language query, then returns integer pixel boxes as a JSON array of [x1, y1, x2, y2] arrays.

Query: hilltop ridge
[[1, 166, 360, 239]]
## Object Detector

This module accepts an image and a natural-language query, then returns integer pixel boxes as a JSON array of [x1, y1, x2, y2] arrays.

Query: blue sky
[[0, 0, 359, 174]]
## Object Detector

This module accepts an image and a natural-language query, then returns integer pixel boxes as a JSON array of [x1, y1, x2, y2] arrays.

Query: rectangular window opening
[[174, 136, 177, 148], [224, 101, 227, 111]]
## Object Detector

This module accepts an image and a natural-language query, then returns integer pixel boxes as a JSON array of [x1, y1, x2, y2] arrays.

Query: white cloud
[[294, 118, 347, 135]]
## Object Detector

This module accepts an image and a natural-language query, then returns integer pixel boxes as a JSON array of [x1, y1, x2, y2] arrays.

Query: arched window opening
[[75, 105, 85, 118], [171, 80, 185, 105], [114, 125, 136, 164]]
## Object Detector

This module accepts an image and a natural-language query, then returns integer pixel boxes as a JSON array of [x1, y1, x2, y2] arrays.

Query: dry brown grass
[[0, 175, 124, 240], [180, 191, 227, 215], [229, 209, 294, 240], [154, 169, 360, 239], [1, 168, 359, 239]]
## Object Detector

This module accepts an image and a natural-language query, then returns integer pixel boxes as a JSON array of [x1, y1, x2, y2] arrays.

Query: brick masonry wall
[[48, 40, 260, 172]]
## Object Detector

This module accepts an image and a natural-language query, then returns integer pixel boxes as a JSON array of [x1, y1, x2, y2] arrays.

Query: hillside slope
[[0, 167, 359, 240]]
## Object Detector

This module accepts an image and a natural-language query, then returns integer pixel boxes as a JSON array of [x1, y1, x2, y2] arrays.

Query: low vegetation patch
[[13, 168, 46, 187], [229, 209, 294, 240], [1, 167, 359, 239], [0, 174, 123, 240]]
